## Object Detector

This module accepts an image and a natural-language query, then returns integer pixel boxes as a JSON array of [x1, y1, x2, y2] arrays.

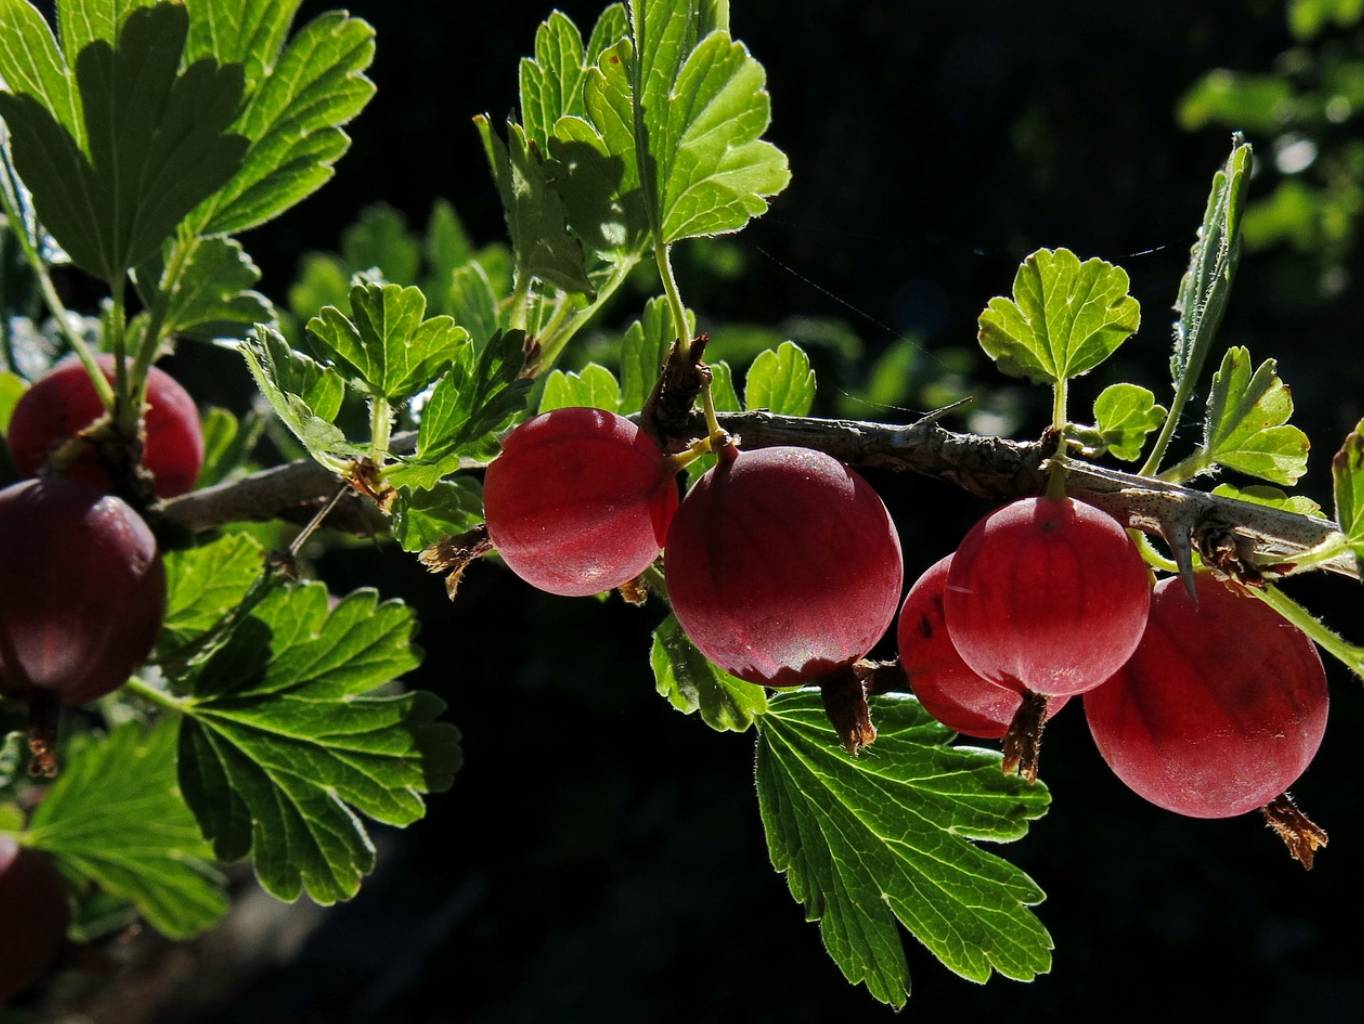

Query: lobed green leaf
[[0, 2, 248, 282], [390, 479, 485, 553], [187, 10, 376, 235], [386, 328, 531, 489], [756, 691, 1052, 1009], [651, 614, 767, 731], [307, 282, 468, 403], [1211, 483, 1325, 519], [1332, 418, 1364, 576], [25, 721, 227, 940], [1090, 383, 1167, 462], [539, 363, 621, 413], [139, 236, 273, 343], [1195, 346, 1309, 485], [978, 247, 1140, 388], [744, 340, 814, 415], [159, 533, 266, 654], [172, 584, 461, 904], [240, 324, 359, 468]]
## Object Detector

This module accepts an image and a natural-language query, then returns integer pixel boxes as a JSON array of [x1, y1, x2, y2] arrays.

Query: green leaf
[[756, 691, 1052, 1009], [390, 478, 485, 553], [0, 2, 248, 282], [651, 614, 766, 731], [341, 204, 422, 285], [1332, 418, 1364, 575], [709, 359, 740, 411], [448, 261, 500, 350], [196, 405, 263, 488], [160, 533, 266, 653], [539, 363, 621, 413], [1193, 346, 1309, 485], [620, 295, 687, 413], [187, 10, 376, 235], [173, 583, 461, 904], [519, 10, 590, 151], [25, 721, 227, 940], [424, 199, 475, 297], [1170, 139, 1252, 392], [240, 325, 358, 468], [1177, 72, 1293, 133], [307, 282, 468, 403], [386, 329, 531, 489], [182, 0, 304, 94], [978, 247, 1140, 388], [579, 2, 789, 245], [1090, 383, 1167, 462], [0, 368, 27, 431], [744, 340, 814, 415], [140, 236, 273, 343], [476, 116, 592, 295], [1288, 0, 1364, 38], [288, 252, 352, 322], [1212, 483, 1324, 519]]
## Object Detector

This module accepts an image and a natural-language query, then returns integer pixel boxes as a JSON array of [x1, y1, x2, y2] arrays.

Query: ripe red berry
[[0, 479, 166, 706], [945, 496, 1150, 697], [7, 355, 204, 498], [1085, 574, 1328, 819], [483, 407, 679, 597], [664, 446, 903, 687], [898, 554, 1068, 738], [0, 837, 68, 1005]]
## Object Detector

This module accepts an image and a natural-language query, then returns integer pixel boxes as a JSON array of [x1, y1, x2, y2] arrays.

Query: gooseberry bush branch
[[0, 0, 1358, 1014]]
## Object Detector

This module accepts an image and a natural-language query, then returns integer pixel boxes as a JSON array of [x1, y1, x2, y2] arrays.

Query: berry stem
[[1250, 582, 1364, 679], [0, 175, 115, 411]]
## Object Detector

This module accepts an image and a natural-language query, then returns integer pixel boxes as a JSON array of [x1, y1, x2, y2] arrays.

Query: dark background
[[74, 0, 1364, 1020]]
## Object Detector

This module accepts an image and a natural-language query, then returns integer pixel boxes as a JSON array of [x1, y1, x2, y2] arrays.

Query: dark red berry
[[483, 407, 679, 597], [664, 446, 903, 687], [1085, 574, 1328, 818], [0, 836, 68, 1005], [898, 554, 1068, 738], [0, 479, 166, 706], [945, 496, 1150, 697], [7, 355, 204, 498]]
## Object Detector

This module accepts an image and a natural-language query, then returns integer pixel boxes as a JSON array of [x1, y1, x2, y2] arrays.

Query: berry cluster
[[0, 359, 201, 726], [487, 406, 1330, 845]]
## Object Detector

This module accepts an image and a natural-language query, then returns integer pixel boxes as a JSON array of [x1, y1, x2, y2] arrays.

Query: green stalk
[[535, 254, 640, 372], [123, 677, 192, 714], [130, 234, 198, 413], [0, 182, 114, 409], [108, 281, 132, 432], [369, 396, 393, 463], [654, 240, 722, 439], [1045, 378, 1069, 501], [1252, 582, 1364, 679], [1157, 449, 1211, 485], [507, 271, 532, 332], [1141, 368, 1200, 477]]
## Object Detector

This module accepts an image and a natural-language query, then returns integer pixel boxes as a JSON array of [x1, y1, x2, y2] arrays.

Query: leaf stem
[[1252, 582, 1364, 679], [131, 234, 199, 415], [1045, 379, 1069, 501], [369, 396, 393, 463], [0, 183, 114, 409], [123, 677, 191, 715], [535, 254, 640, 373], [655, 242, 690, 357], [1155, 449, 1208, 484], [507, 271, 531, 332], [108, 282, 133, 432]]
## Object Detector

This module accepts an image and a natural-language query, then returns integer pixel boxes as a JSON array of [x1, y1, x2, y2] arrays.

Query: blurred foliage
[[1179, 0, 1364, 299]]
